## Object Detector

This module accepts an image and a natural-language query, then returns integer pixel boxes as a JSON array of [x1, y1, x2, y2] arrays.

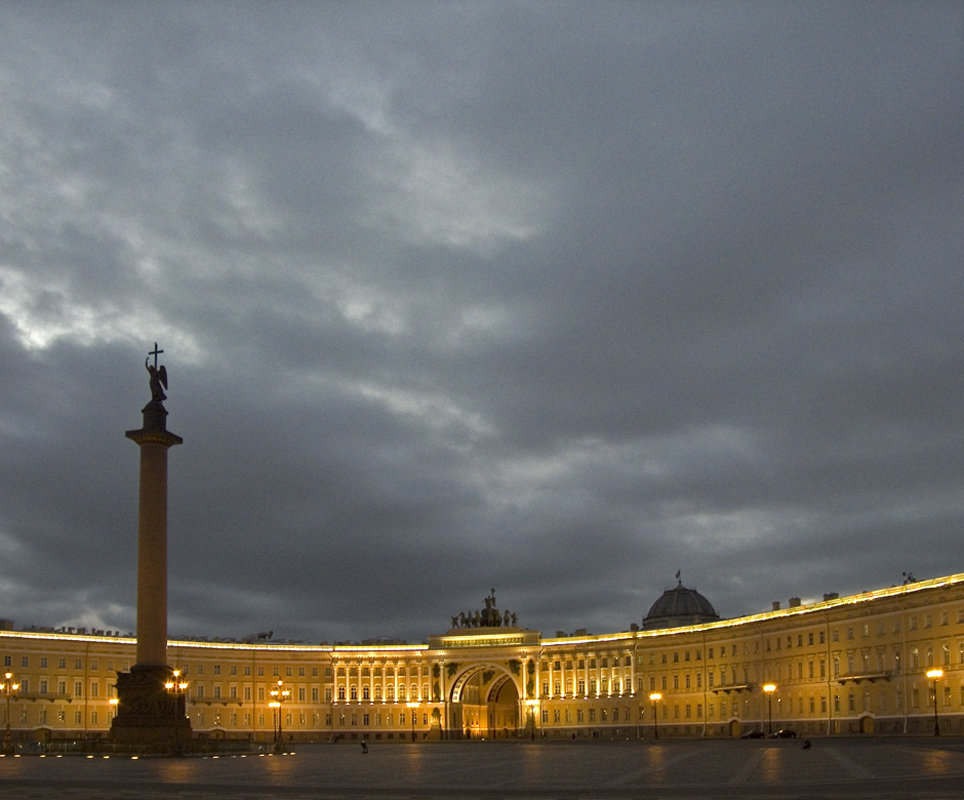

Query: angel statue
[[146, 357, 168, 403]]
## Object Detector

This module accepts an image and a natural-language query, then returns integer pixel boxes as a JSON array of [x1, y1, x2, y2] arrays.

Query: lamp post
[[269, 680, 290, 752], [163, 668, 189, 754], [762, 683, 776, 735], [1, 671, 20, 755], [926, 669, 943, 736], [525, 699, 538, 740], [649, 692, 661, 740], [406, 701, 419, 741]]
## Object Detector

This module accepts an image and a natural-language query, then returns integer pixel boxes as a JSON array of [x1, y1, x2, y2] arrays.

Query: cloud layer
[[1, 2, 962, 642]]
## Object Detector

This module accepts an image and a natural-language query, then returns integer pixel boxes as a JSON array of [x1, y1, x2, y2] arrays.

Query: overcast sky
[[0, 2, 961, 645]]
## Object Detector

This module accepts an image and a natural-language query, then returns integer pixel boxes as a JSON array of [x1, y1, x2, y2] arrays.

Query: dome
[[643, 582, 719, 630]]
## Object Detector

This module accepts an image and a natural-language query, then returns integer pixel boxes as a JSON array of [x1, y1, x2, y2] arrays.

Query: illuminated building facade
[[1, 573, 962, 743]]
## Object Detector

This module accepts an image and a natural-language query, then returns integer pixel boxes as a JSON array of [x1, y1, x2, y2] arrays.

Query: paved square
[[1, 739, 963, 799]]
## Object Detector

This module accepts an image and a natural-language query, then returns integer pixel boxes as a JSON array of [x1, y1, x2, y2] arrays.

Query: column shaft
[[135, 440, 170, 666]]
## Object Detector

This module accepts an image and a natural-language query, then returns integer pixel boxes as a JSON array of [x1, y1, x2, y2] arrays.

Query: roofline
[[2, 572, 961, 651]]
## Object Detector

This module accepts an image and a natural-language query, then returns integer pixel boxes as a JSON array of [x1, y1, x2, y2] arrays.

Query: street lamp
[[269, 680, 290, 752], [164, 668, 189, 696], [762, 683, 776, 735], [525, 699, 539, 740], [1, 671, 20, 755], [649, 692, 661, 740], [406, 701, 419, 741], [926, 669, 943, 736]]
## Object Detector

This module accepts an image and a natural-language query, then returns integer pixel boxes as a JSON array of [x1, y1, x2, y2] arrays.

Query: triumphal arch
[[429, 590, 540, 739]]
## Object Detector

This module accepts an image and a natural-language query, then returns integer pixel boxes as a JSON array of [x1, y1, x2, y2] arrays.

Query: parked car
[[740, 730, 765, 739], [770, 729, 797, 738]]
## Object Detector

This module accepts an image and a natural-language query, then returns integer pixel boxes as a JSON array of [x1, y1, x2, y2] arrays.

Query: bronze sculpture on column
[[111, 344, 191, 751]]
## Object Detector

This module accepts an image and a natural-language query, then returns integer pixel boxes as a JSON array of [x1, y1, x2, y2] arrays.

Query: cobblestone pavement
[[1, 739, 963, 799]]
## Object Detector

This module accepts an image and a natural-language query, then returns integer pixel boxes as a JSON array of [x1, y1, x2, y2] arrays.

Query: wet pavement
[[1, 738, 963, 799]]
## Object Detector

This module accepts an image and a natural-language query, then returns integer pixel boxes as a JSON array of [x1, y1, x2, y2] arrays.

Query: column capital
[[126, 428, 183, 447]]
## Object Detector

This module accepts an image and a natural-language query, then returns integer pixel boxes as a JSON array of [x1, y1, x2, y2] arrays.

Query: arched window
[[362, 685, 370, 700], [350, 685, 358, 700]]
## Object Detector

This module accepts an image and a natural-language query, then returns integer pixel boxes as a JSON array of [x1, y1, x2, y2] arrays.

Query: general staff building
[[2, 573, 962, 744]]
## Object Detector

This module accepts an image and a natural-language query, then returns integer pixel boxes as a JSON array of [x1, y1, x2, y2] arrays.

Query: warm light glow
[[406, 701, 420, 708], [763, 683, 776, 693], [0, 672, 20, 694], [268, 678, 290, 711], [926, 668, 944, 680], [649, 692, 662, 702]]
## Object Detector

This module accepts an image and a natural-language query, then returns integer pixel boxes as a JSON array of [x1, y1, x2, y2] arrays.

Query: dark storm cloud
[[0, 2, 961, 643]]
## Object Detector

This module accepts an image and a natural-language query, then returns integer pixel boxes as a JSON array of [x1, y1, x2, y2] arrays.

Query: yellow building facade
[[1, 573, 962, 744]]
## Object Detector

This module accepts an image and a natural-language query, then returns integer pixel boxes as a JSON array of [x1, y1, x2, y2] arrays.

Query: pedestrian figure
[[802, 739, 811, 750], [361, 740, 368, 753]]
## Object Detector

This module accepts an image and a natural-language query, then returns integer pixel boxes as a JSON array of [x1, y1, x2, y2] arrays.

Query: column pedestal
[[111, 665, 191, 750]]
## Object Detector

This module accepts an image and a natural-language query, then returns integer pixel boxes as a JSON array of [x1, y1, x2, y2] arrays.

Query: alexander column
[[111, 344, 191, 750]]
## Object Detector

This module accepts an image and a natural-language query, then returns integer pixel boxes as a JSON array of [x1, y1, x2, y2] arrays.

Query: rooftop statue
[[145, 343, 168, 405], [449, 589, 518, 630]]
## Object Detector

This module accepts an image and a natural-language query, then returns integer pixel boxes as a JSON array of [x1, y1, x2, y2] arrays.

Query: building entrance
[[450, 666, 520, 739]]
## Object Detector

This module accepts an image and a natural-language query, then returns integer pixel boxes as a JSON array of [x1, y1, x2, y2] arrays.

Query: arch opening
[[449, 665, 521, 739]]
